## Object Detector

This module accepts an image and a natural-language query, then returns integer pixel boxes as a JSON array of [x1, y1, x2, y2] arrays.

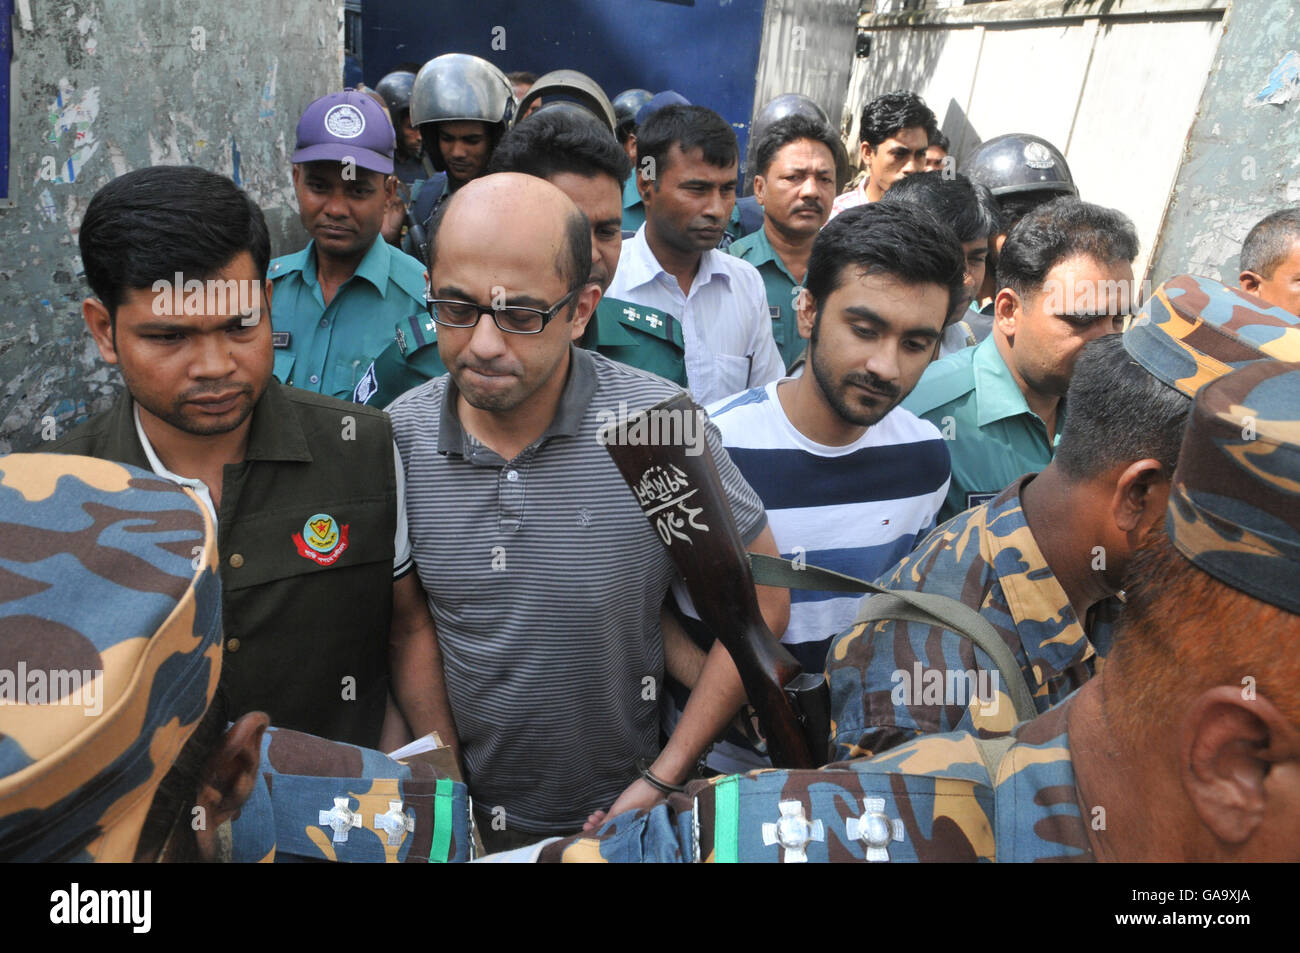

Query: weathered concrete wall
[[845, 0, 1227, 280], [0, 0, 343, 453], [1147, 0, 1300, 284]]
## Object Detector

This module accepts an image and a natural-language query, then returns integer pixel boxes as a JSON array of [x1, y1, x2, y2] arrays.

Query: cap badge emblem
[[324, 103, 366, 139]]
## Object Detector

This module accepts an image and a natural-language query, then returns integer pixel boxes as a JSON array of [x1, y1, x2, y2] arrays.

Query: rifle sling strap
[[747, 553, 1038, 723]]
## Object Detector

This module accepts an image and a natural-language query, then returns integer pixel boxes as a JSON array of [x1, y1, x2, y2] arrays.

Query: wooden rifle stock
[[602, 393, 824, 769]]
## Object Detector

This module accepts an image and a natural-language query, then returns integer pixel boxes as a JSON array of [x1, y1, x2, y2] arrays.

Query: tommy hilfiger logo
[[292, 513, 350, 566]]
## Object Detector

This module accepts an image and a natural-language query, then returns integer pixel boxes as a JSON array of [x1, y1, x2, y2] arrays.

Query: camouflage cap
[[0, 454, 221, 861], [1124, 274, 1300, 397], [1167, 361, 1300, 614]]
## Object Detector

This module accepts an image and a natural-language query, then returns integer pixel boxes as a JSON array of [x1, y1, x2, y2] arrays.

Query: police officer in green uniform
[[728, 113, 839, 370], [903, 197, 1139, 520], [268, 90, 427, 399], [50, 165, 423, 750], [354, 106, 688, 408]]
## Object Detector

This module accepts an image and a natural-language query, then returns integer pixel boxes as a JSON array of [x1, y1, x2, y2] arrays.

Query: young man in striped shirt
[[661, 200, 964, 773]]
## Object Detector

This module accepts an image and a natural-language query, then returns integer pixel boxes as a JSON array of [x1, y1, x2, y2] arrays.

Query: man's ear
[[262, 274, 273, 325], [1110, 457, 1168, 536], [752, 173, 767, 208], [384, 173, 398, 202], [83, 298, 119, 365], [1240, 270, 1264, 295], [636, 160, 655, 206], [1182, 687, 1299, 849], [193, 711, 269, 862], [795, 288, 817, 341], [859, 141, 873, 169], [994, 288, 1020, 339], [291, 163, 302, 191], [569, 282, 602, 341]]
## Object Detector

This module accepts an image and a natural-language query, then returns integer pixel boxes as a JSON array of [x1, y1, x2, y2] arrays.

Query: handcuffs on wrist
[[636, 758, 687, 795]]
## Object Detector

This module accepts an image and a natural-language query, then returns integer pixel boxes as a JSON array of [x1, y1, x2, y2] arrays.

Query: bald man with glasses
[[385, 173, 786, 852]]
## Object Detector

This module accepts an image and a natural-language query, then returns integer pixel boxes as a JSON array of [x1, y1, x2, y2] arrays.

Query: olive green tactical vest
[[50, 379, 397, 747]]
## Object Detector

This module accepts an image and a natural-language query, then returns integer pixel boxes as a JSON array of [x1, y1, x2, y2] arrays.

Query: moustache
[[179, 383, 251, 402], [844, 373, 899, 399], [793, 201, 824, 215]]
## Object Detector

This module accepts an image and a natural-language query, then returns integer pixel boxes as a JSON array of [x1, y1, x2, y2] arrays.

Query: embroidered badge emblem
[[292, 512, 351, 565]]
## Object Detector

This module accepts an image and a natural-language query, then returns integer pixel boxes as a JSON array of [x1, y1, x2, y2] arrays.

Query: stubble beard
[[126, 367, 259, 438], [809, 341, 899, 429]]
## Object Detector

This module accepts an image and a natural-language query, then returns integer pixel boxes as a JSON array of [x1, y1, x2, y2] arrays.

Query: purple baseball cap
[[292, 90, 396, 174]]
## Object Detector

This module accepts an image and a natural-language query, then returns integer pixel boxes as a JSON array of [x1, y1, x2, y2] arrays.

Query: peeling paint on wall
[[1250, 50, 1300, 107], [1149, 1, 1300, 286], [0, 0, 343, 454]]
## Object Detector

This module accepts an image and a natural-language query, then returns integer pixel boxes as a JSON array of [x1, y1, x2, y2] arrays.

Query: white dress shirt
[[606, 224, 785, 406]]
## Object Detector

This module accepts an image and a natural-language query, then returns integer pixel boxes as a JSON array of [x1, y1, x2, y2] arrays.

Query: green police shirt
[[268, 236, 427, 400], [902, 334, 1062, 522], [351, 294, 687, 408], [727, 226, 804, 370]]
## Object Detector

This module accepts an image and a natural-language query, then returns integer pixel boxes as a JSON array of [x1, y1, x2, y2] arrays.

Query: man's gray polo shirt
[[388, 347, 767, 834]]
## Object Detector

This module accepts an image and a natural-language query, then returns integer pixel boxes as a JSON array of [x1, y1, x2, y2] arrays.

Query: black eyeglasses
[[424, 286, 582, 335]]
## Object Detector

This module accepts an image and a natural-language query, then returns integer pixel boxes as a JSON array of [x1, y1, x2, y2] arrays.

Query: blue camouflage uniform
[[0, 453, 471, 863], [498, 292, 1300, 865], [499, 359, 1300, 864], [515, 700, 1089, 863], [826, 474, 1121, 761], [828, 273, 1300, 761]]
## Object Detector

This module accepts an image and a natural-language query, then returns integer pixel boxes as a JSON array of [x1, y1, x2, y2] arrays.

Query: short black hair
[[79, 165, 270, 324], [635, 104, 737, 185], [929, 129, 950, 152], [488, 108, 632, 184], [881, 171, 998, 244], [1054, 333, 1190, 481], [1240, 207, 1300, 278], [506, 71, 537, 86], [997, 197, 1138, 301], [753, 114, 839, 178], [427, 186, 592, 292], [805, 201, 966, 322], [859, 90, 936, 149]]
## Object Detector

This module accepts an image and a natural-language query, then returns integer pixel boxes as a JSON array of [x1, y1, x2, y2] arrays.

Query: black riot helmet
[[410, 53, 516, 173], [613, 88, 653, 128], [746, 93, 841, 192], [374, 71, 417, 119], [751, 93, 829, 145], [966, 133, 1077, 198]]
